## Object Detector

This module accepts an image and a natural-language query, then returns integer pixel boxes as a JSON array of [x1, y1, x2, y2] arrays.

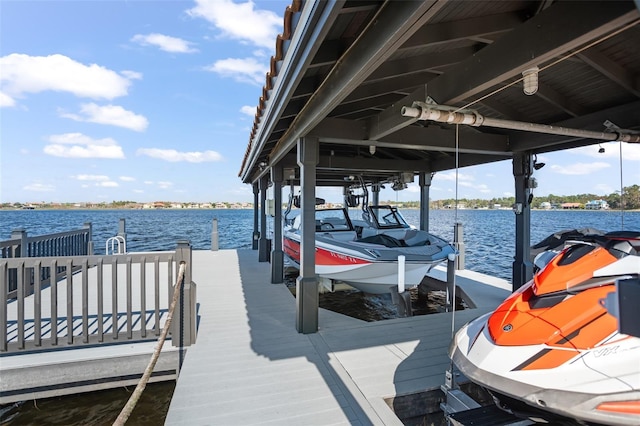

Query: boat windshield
[[315, 208, 353, 231], [368, 206, 410, 229]]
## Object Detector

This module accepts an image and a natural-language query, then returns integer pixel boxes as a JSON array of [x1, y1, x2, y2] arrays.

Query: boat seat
[[356, 234, 407, 247]]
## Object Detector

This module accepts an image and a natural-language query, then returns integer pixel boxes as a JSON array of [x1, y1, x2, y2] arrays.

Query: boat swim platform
[[166, 249, 511, 425]]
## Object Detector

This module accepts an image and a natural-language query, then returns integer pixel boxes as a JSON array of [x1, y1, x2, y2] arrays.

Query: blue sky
[[1, 1, 638, 205]]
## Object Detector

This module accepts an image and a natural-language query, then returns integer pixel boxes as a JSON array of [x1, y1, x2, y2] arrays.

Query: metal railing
[[0, 241, 196, 354], [1, 222, 94, 259], [1, 223, 94, 298]]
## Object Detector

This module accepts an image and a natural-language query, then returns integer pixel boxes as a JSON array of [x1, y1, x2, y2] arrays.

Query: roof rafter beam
[[399, 12, 524, 51], [367, 0, 639, 141], [577, 48, 640, 98], [364, 46, 478, 83], [268, 0, 451, 169], [312, 117, 509, 155]]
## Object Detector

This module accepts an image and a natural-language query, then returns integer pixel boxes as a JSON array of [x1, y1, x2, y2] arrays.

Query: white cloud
[[121, 70, 143, 80], [44, 133, 125, 159], [144, 180, 154, 185], [119, 176, 136, 182], [23, 182, 54, 192], [0, 53, 133, 100], [187, 0, 282, 49], [158, 181, 173, 189], [72, 174, 110, 181], [434, 171, 475, 182], [240, 105, 256, 116], [133, 189, 144, 193], [71, 174, 118, 187], [137, 148, 223, 162], [550, 162, 610, 175], [60, 103, 148, 131], [0, 91, 15, 107], [131, 33, 198, 53], [203, 57, 266, 85]]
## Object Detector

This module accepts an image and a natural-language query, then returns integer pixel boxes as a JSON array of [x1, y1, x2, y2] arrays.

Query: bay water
[[1, 208, 638, 424]]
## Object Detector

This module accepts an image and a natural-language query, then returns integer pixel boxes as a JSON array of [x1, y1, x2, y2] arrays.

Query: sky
[[1, 0, 638, 205]]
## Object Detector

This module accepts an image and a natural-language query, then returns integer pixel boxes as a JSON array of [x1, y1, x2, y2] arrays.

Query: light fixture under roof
[[522, 67, 539, 95]]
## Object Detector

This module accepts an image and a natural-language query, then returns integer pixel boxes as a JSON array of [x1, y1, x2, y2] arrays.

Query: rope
[[113, 261, 187, 426]]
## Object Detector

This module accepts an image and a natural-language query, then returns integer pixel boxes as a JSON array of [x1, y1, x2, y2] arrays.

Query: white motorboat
[[283, 204, 454, 294]]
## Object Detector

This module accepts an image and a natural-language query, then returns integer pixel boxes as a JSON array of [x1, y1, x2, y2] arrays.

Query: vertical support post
[[258, 175, 270, 262], [296, 136, 319, 333], [211, 218, 219, 251], [173, 240, 196, 348], [271, 165, 284, 283], [512, 152, 533, 290], [371, 183, 380, 206], [118, 218, 127, 248], [83, 222, 93, 255], [11, 229, 28, 258], [446, 254, 456, 311], [252, 183, 260, 250], [419, 172, 431, 232], [453, 222, 465, 270]]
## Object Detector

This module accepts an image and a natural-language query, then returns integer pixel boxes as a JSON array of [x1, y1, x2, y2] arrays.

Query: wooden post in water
[[117, 218, 127, 248], [211, 218, 219, 251]]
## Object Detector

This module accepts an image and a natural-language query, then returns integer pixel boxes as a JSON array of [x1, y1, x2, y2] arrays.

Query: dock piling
[[211, 218, 219, 251]]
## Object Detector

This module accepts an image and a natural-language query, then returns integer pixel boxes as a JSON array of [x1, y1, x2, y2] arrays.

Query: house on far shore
[[539, 201, 552, 209], [585, 199, 610, 210], [561, 202, 582, 209]]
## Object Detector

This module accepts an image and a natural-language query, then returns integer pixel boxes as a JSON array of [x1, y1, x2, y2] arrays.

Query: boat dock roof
[[166, 249, 508, 425]]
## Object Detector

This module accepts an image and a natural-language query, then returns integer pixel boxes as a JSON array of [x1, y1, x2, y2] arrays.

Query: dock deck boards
[[166, 250, 505, 425]]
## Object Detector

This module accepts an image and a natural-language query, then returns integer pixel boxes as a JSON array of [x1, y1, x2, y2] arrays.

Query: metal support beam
[[419, 172, 431, 232], [371, 183, 380, 205], [271, 165, 284, 283], [296, 136, 319, 333], [252, 183, 259, 250], [258, 176, 269, 262], [512, 152, 533, 290]]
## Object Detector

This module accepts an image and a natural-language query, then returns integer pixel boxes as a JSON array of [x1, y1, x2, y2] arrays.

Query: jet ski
[[449, 231, 640, 425]]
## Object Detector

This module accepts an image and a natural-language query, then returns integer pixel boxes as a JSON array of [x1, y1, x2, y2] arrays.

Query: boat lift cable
[[451, 125, 459, 339], [113, 261, 187, 426], [619, 142, 625, 230]]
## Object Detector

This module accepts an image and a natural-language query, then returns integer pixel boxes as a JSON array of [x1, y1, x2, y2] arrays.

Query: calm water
[[1, 208, 638, 424], [2, 208, 637, 281]]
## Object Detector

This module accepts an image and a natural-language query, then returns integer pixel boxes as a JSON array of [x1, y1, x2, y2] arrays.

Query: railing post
[[11, 229, 28, 258], [453, 222, 465, 270], [173, 241, 196, 349], [83, 222, 94, 255], [211, 218, 219, 251]]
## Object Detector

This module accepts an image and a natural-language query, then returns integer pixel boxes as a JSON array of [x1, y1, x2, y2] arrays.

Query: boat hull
[[283, 235, 442, 294]]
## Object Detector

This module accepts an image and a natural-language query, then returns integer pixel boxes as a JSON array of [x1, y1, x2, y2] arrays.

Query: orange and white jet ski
[[450, 231, 640, 425]]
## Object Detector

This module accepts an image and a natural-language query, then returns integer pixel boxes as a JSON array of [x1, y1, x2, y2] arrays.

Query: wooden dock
[[166, 249, 509, 425]]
